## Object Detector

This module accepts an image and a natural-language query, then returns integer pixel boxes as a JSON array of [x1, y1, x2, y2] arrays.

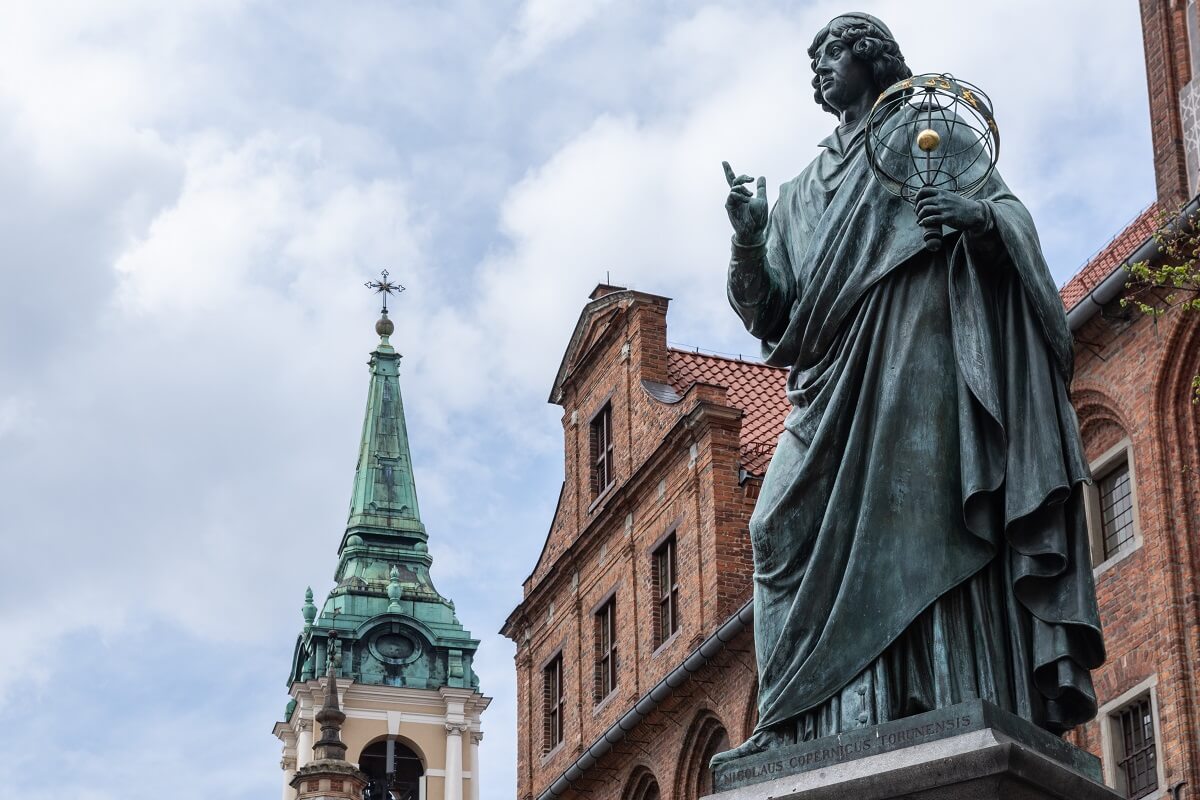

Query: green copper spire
[[285, 272, 480, 693], [342, 300, 425, 545]]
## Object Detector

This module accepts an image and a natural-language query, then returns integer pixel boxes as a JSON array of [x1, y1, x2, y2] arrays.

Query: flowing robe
[[728, 119, 1105, 737]]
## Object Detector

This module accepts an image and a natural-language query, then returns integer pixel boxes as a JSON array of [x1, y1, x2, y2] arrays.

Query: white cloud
[[491, 0, 616, 73], [114, 132, 420, 318], [469, 0, 1153, 367]]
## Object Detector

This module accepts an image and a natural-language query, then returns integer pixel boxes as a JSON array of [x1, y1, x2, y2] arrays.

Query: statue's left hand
[[914, 188, 988, 233]]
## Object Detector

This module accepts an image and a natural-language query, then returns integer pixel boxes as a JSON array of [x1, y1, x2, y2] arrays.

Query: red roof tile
[[668, 348, 790, 475], [1059, 204, 1159, 310]]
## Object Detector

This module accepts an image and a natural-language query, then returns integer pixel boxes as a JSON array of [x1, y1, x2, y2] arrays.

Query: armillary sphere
[[865, 73, 999, 251]]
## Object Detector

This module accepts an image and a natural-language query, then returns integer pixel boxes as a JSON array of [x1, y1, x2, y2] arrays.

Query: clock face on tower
[[376, 633, 415, 660], [368, 624, 424, 666]]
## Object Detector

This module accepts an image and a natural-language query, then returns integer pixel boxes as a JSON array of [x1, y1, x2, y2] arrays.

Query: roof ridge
[[667, 345, 784, 370], [1059, 203, 1159, 290]]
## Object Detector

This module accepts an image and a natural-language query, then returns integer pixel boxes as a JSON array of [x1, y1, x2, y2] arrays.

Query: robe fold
[[728, 117, 1105, 737]]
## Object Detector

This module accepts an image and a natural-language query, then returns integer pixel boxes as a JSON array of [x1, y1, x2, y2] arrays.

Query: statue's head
[[808, 13, 911, 115]]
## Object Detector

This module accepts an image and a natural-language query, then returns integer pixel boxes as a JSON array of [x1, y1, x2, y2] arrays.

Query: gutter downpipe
[[535, 600, 754, 800], [1065, 196, 1200, 332]]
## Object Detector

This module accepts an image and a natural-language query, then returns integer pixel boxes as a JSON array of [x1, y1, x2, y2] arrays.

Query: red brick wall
[[1141, 0, 1193, 207], [1066, 305, 1200, 795], [504, 291, 762, 800], [555, 629, 757, 800]]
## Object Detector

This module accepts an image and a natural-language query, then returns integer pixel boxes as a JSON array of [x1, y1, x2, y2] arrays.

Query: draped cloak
[[728, 117, 1106, 737]]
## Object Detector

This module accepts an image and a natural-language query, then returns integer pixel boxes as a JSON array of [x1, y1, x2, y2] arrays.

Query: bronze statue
[[713, 12, 1104, 766]]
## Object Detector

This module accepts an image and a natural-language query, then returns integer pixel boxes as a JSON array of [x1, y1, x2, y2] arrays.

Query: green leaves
[[1122, 204, 1200, 402]]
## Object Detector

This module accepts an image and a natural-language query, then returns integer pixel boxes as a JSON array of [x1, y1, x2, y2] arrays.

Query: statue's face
[[814, 32, 875, 112]]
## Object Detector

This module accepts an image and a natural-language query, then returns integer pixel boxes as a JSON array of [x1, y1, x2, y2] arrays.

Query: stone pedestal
[[705, 700, 1122, 800]]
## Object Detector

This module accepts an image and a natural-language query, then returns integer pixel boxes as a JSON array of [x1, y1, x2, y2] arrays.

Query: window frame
[[1098, 676, 1167, 799], [1085, 438, 1143, 575], [541, 653, 566, 756], [593, 596, 618, 704], [652, 533, 680, 650], [589, 402, 616, 500]]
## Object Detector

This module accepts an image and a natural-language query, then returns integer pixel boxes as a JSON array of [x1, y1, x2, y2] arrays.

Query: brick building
[[1059, 4, 1200, 797], [502, 3, 1200, 799], [500, 285, 785, 800]]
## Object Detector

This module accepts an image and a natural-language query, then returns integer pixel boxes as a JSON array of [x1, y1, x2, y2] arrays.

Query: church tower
[[274, 276, 489, 800]]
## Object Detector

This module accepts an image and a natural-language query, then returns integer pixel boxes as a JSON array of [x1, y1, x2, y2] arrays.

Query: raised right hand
[[723, 161, 768, 245]]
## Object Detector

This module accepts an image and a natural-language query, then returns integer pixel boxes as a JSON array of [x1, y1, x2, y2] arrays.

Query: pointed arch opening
[[623, 765, 661, 800], [678, 710, 730, 800]]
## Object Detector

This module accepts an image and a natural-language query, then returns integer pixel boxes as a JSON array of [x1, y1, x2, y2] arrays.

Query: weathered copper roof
[[668, 348, 790, 476], [1059, 204, 1159, 310], [285, 321, 481, 693]]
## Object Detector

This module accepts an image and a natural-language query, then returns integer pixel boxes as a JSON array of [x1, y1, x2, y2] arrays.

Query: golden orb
[[916, 128, 941, 152]]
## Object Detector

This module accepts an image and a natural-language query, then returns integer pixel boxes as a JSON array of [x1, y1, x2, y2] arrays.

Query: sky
[[0, 1, 1155, 798]]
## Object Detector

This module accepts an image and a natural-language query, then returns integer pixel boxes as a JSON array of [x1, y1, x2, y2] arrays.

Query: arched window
[[359, 739, 424, 800], [679, 712, 730, 800], [623, 766, 661, 800]]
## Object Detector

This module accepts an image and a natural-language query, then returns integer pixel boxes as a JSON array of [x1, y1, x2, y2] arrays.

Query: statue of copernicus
[[713, 11, 1105, 765]]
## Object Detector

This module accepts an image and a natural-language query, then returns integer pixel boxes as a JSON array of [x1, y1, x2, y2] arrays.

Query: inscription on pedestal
[[712, 700, 1101, 793]]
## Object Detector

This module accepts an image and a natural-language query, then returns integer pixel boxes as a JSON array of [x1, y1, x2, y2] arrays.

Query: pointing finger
[[722, 161, 737, 187], [756, 176, 767, 199]]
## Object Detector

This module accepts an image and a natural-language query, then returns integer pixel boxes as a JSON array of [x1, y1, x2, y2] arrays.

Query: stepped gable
[[1059, 204, 1159, 310], [668, 348, 789, 476]]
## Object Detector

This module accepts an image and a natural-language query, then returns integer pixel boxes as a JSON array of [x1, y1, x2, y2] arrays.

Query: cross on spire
[[364, 269, 405, 314]]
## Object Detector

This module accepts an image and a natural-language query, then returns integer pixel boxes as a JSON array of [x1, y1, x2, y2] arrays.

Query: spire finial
[[312, 630, 349, 762], [364, 269, 405, 341], [302, 587, 317, 632], [388, 565, 403, 613]]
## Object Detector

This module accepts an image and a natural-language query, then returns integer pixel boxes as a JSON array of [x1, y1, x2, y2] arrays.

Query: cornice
[[344, 708, 447, 726], [339, 682, 490, 711], [291, 760, 368, 785]]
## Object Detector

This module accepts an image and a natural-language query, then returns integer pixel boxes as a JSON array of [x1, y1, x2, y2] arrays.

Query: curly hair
[[807, 16, 911, 115]]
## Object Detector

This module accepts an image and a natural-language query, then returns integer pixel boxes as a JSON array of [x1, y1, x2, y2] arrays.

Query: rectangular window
[[542, 655, 564, 753], [653, 535, 679, 647], [594, 598, 617, 702], [1114, 695, 1158, 798], [1085, 441, 1141, 569], [1099, 460, 1135, 561], [590, 404, 615, 498]]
